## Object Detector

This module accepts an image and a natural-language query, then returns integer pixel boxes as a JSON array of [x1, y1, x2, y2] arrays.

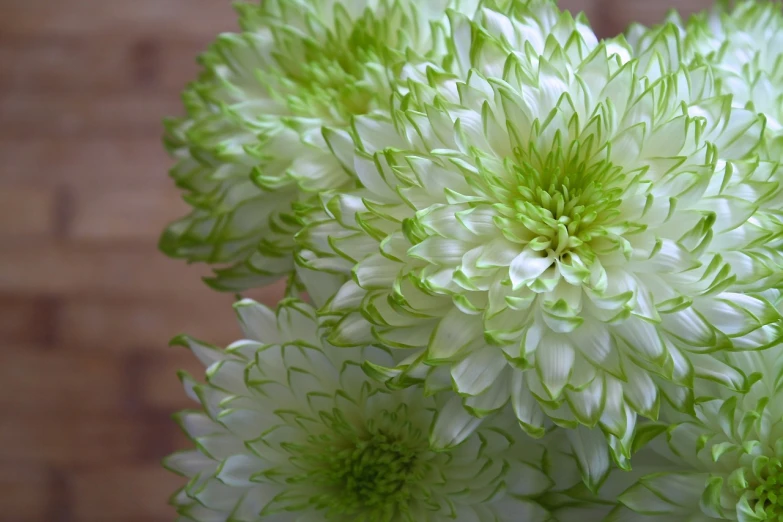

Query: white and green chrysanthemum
[[165, 298, 615, 522], [627, 0, 783, 153], [160, 0, 481, 291], [610, 312, 783, 521], [295, 1, 783, 466]]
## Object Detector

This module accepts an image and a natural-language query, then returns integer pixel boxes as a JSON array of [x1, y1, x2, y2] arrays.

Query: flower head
[[627, 0, 783, 152], [160, 0, 479, 291], [296, 2, 783, 467], [611, 308, 783, 521], [165, 298, 612, 521]]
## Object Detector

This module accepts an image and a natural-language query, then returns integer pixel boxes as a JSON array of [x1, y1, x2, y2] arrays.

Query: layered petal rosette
[[165, 298, 613, 522], [611, 324, 783, 521], [161, 0, 479, 291], [627, 0, 783, 152], [296, 3, 783, 465]]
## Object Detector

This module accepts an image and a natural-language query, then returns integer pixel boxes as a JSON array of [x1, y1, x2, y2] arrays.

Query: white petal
[[567, 426, 611, 492], [510, 249, 554, 289], [428, 309, 483, 361], [234, 299, 280, 344], [614, 317, 665, 362], [511, 371, 546, 436], [164, 450, 216, 477], [535, 335, 575, 399], [217, 454, 265, 487], [451, 347, 507, 396], [430, 395, 482, 449], [623, 363, 659, 417]]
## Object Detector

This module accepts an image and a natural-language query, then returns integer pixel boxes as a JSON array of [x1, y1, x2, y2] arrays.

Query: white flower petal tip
[[429, 395, 484, 450], [167, 298, 616, 521]]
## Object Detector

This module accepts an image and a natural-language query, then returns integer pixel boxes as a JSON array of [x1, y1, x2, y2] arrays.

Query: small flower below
[[165, 299, 614, 521]]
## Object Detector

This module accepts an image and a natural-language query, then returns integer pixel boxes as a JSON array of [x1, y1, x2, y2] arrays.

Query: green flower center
[[280, 46, 374, 119], [502, 138, 627, 262], [274, 11, 393, 121], [288, 407, 429, 521], [326, 430, 421, 514], [749, 458, 783, 518]]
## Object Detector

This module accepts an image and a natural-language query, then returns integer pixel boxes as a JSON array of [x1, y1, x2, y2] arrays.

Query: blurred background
[[0, 0, 713, 520]]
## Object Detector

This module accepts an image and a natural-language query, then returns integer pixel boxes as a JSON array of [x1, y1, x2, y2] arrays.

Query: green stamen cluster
[[749, 458, 783, 519], [276, 36, 374, 120], [289, 408, 428, 521], [272, 9, 397, 122], [495, 136, 626, 262]]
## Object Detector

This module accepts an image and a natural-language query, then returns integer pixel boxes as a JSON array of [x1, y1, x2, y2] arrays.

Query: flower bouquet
[[159, 1, 783, 520]]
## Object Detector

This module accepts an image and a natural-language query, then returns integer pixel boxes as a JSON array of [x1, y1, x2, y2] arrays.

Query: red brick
[[56, 287, 285, 352], [1, 0, 238, 38], [0, 242, 221, 300], [0, 91, 180, 139], [69, 465, 183, 521], [0, 139, 174, 189], [0, 186, 57, 237], [0, 36, 209, 94], [69, 188, 189, 241], [0, 294, 58, 345], [0, 349, 124, 412], [0, 413, 152, 467], [57, 297, 239, 352], [0, 466, 51, 522]]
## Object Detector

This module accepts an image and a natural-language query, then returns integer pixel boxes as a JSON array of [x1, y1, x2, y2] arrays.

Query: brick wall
[[0, 1, 721, 520]]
